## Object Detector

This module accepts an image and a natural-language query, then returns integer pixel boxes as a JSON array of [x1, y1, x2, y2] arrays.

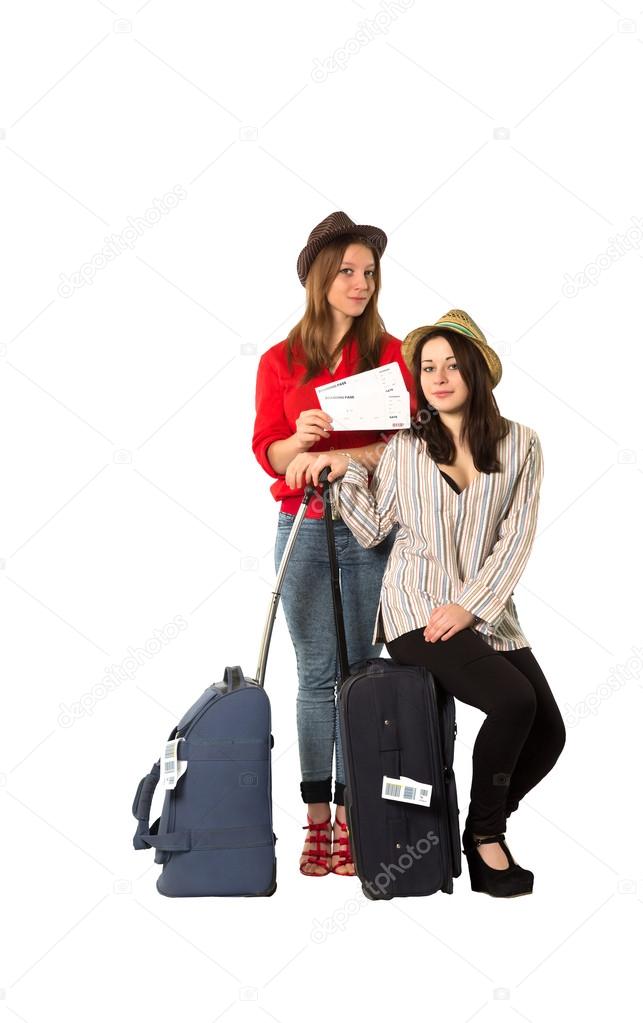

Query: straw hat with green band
[[401, 308, 502, 389]]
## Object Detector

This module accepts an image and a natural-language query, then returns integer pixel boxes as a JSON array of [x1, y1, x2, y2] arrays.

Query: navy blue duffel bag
[[131, 483, 319, 897], [132, 666, 277, 897]]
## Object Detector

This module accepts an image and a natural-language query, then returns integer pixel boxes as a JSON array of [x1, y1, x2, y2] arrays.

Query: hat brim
[[401, 324, 502, 388], [298, 224, 387, 285]]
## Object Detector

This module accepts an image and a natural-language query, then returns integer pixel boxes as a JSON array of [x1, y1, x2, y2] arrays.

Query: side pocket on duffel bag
[[132, 760, 172, 864]]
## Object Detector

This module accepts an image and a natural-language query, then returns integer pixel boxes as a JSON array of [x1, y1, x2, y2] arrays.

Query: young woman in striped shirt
[[309, 309, 566, 898]]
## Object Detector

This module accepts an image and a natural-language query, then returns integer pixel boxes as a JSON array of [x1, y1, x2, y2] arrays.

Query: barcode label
[[162, 739, 187, 790], [382, 775, 432, 806]]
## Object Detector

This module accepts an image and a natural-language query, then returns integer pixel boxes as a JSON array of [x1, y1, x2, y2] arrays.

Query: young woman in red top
[[252, 212, 416, 876]]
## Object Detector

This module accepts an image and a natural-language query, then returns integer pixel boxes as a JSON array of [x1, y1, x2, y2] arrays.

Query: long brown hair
[[285, 234, 386, 383], [409, 329, 509, 472]]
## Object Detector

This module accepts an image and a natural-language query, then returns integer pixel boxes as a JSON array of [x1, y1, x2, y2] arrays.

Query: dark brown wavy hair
[[285, 234, 387, 383], [409, 329, 509, 472]]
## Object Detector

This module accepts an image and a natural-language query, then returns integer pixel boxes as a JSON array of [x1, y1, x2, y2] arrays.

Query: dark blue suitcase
[[132, 668, 277, 897], [321, 468, 462, 899], [338, 658, 461, 899], [131, 483, 321, 897]]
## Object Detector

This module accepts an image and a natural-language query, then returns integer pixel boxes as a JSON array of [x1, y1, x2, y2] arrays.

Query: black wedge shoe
[[462, 827, 534, 898]]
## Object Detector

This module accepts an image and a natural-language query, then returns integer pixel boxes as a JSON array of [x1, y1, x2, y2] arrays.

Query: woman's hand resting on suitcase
[[285, 453, 318, 490], [424, 604, 476, 642], [285, 451, 350, 489], [310, 452, 351, 486]]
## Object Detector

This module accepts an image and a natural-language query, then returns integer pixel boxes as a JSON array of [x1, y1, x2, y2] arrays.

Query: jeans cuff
[[333, 781, 345, 807], [300, 777, 332, 804]]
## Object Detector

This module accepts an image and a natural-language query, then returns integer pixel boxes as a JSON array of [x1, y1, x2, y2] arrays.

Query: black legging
[[386, 627, 566, 835]]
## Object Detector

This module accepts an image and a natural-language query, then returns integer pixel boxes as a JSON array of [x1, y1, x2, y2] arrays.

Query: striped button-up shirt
[[330, 419, 543, 651]]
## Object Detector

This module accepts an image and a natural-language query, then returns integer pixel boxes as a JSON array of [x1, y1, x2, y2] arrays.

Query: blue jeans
[[274, 510, 397, 806]]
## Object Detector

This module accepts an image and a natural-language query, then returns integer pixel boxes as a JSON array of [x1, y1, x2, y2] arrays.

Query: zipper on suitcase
[[423, 678, 449, 889]]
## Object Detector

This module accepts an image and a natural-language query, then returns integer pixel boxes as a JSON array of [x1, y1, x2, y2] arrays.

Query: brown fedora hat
[[297, 211, 387, 286], [401, 309, 503, 389]]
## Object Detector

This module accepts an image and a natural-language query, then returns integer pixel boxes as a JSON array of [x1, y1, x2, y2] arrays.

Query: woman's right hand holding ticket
[[293, 409, 333, 451]]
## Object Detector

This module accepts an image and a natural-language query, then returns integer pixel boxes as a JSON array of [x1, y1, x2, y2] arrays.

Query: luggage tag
[[162, 738, 188, 790], [382, 774, 432, 806]]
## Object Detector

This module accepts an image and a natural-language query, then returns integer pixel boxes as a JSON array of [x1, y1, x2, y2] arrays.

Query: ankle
[[307, 802, 331, 822]]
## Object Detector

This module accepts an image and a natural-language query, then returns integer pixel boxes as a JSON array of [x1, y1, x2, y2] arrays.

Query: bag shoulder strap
[[320, 470, 350, 686], [132, 760, 161, 850]]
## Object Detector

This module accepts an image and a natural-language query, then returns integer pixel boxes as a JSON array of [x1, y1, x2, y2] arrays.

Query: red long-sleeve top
[[252, 333, 418, 519]]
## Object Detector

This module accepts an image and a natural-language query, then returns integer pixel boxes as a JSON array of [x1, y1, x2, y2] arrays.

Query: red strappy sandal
[[331, 818, 355, 875], [300, 814, 332, 876]]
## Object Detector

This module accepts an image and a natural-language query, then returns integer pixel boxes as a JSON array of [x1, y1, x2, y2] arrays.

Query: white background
[[2, 0, 642, 1019]]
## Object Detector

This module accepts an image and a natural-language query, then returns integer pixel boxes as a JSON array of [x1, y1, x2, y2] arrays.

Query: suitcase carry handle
[[132, 760, 161, 851], [223, 666, 244, 690]]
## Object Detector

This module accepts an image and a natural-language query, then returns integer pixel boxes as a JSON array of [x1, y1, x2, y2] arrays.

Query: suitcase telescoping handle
[[254, 471, 350, 690], [255, 480, 317, 688]]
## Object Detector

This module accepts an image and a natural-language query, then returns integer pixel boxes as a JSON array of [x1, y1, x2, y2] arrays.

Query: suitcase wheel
[[362, 884, 392, 902]]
